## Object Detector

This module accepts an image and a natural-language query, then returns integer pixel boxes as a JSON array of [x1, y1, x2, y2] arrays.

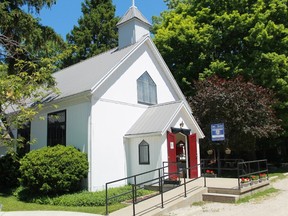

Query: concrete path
[[0, 211, 100, 216]]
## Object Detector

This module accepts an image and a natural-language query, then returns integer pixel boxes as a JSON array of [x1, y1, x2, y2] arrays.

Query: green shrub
[[0, 153, 20, 190], [19, 145, 88, 195], [51, 186, 153, 206], [14, 185, 154, 207]]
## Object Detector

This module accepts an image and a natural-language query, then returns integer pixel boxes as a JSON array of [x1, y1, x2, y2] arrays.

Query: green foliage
[[0, 56, 58, 149], [153, 0, 288, 134], [0, 0, 70, 148], [189, 75, 282, 158], [14, 185, 153, 207], [19, 145, 88, 195], [0, 0, 65, 74], [0, 153, 20, 189], [237, 187, 279, 203], [64, 0, 119, 67], [0, 192, 125, 214]]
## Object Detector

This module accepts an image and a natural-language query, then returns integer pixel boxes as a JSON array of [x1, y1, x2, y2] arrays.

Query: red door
[[167, 131, 177, 178], [189, 133, 198, 178]]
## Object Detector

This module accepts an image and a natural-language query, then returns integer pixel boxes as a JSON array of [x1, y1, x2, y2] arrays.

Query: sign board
[[211, 123, 225, 141]]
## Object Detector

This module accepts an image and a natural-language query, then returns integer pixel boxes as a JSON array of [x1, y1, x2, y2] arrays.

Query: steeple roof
[[117, 6, 151, 27]]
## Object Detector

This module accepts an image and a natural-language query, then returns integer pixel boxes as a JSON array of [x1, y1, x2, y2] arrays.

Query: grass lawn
[[0, 193, 126, 215]]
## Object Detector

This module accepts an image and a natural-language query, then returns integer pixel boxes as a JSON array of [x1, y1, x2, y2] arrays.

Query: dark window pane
[[139, 140, 150, 164], [47, 110, 66, 147]]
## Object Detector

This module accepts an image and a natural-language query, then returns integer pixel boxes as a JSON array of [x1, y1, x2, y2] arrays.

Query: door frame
[[167, 128, 198, 179]]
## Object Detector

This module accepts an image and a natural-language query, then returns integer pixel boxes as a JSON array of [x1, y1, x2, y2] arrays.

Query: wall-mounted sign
[[211, 123, 225, 141]]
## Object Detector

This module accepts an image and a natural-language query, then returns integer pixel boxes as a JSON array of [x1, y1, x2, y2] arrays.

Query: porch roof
[[125, 101, 184, 137]]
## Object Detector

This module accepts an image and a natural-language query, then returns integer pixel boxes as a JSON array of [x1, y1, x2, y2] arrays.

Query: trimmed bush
[[14, 185, 154, 206], [0, 153, 20, 189], [19, 145, 88, 195]]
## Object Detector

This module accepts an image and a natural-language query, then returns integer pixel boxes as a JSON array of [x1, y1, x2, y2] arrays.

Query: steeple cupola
[[117, 1, 151, 49]]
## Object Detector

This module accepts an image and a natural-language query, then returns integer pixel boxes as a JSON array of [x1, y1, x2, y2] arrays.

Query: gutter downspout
[[88, 96, 93, 191]]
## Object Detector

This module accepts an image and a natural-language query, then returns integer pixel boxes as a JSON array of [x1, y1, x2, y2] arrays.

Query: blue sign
[[211, 123, 225, 141]]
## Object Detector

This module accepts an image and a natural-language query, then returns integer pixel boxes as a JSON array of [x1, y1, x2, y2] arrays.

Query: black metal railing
[[201, 158, 244, 177], [237, 159, 269, 189], [105, 162, 203, 216]]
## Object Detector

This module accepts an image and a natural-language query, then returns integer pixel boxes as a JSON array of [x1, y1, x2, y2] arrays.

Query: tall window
[[139, 140, 150, 165], [137, 72, 157, 105], [47, 110, 66, 147], [17, 122, 31, 157]]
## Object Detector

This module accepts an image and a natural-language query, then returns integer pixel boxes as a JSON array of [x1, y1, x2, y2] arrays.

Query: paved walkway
[[0, 211, 100, 216]]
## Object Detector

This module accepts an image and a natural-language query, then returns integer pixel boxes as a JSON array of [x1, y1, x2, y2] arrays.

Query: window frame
[[139, 140, 150, 165], [47, 110, 66, 147], [137, 71, 157, 105]]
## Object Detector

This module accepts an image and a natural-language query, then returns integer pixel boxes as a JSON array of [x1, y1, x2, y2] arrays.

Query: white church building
[[4, 4, 204, 191]]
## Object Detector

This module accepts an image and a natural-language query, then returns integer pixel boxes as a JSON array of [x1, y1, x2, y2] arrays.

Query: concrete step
[[202, 192, 239, 203], [208, 187, 240, 195]]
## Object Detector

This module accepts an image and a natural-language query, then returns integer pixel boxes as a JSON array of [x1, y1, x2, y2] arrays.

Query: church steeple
[[117, 1, 151, 49]]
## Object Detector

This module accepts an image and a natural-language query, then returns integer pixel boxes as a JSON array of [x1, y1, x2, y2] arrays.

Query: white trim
[[124, 132, 161, 139], [91, 36, 149, 94], [160, 102, 184, 135], [40, 91, 91, 113], [145, 38, 193, 113], [88, 97, 93, 191], [97, 98, 148, 108]]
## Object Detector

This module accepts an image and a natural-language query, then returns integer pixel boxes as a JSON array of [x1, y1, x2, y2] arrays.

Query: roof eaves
[[124, 131, 162, 138], [117, 6, 151, 27], [90, 35, 150, 94], [145, 39, 192, 114], [159, 101, 184, 135]]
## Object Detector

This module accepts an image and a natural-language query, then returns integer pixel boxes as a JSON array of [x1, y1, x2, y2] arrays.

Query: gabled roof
[[52, 39, 142, 100], [117, 6, 151, 27], [125, 101, 183, 137], [125, 101, 205, 138]]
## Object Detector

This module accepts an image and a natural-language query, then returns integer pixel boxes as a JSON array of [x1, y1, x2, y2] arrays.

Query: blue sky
[[35, 0, 167, 40]]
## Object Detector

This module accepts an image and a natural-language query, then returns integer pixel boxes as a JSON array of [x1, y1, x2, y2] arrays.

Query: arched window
[[139, 140, 150, 165], [137, 72, 157, 105]]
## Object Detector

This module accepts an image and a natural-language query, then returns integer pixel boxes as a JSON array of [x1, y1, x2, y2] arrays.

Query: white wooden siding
[[126, 135, 165, 185], [89, 98, 146, 191], [30, 101, 90, 152], [100, 43, 179, 105]]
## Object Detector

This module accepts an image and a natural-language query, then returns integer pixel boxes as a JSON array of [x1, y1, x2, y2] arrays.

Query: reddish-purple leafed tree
[[189, 75, 282, 158]]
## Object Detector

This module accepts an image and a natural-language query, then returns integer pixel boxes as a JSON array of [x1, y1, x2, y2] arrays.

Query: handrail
[[237, 159, 269, 189], [105, 162, 203, 215], [201, 159, 245, 176]]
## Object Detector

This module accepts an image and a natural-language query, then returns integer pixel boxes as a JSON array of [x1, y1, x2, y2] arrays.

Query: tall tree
[[189, 75, 281, 159], [0, 0, 65, 74], [153, 0, 288, 134], [0, 0, 67, 150], [64, 0, 119, 67]]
